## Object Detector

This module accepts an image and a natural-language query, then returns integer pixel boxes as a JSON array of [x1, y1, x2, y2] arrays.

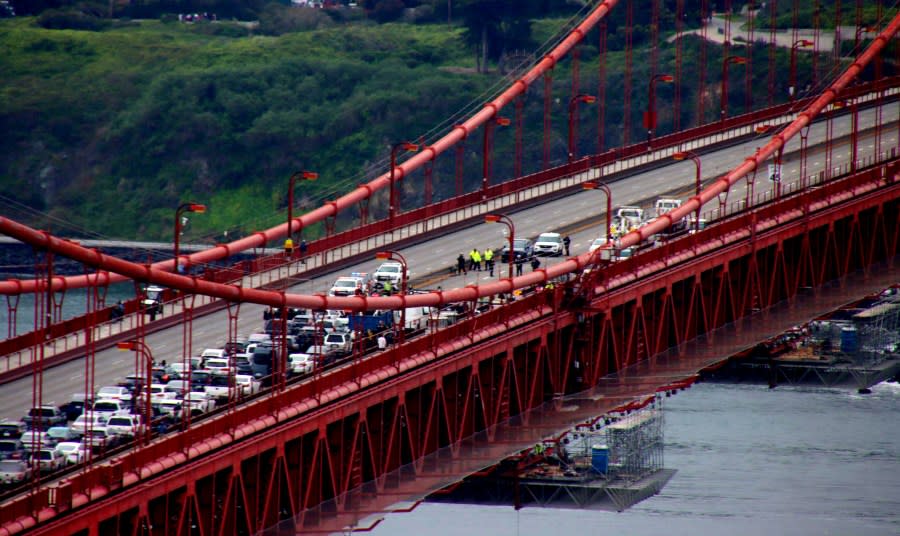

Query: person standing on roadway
[[484, 248, 494, 276], [563, 235, 571, 256], [470, 248, 482, 271], [456, 253, 467, 275]]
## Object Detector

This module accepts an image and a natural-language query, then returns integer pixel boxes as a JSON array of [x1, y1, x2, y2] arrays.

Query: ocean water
[[0, 282, 135, 339], [370, 381, 900, 536]]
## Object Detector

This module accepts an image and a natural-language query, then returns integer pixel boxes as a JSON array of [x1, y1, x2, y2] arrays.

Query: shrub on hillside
[[36, 8, 110, 31]]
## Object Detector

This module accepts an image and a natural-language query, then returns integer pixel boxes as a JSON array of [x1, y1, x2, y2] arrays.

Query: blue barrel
[[840, 327, 858, 353], [591, 445, 609, 475]]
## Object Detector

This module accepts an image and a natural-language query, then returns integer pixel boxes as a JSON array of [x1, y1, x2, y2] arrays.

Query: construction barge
[[708, 286, 900, 391], [429, 395, 676, 512]]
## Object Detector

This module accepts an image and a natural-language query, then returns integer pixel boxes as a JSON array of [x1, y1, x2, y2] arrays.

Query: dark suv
[[0, 420, 26, 440], [499, 238, 535, 262]]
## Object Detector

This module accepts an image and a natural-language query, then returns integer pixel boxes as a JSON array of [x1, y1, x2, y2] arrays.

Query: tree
[[456, 0, 536, 73]]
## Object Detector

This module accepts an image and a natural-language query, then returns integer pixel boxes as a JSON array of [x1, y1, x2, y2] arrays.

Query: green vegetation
[[0, 15, 492, 241], [1, 1, 895, 245]]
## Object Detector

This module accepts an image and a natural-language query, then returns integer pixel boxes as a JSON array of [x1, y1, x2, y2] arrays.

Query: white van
[[394, 307, 435, 331]]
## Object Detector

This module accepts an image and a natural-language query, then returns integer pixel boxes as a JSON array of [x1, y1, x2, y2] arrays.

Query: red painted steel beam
[[0, 0, 621, 297]]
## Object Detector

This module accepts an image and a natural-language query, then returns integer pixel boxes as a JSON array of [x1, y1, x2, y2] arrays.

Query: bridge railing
[[2, 78, 897, 369]]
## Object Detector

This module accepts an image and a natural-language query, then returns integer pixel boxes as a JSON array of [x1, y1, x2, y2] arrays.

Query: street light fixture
[[174, 202, 206, 274], [375, 250, 408, 347], [390, 141, 420, 225], [789, 40, 814, 101], [720, 56, 747, 122], [116, 340, 154, 446], [673, 151, 702, 233], [482, 116, 511, 201], [485, 213, 514, 280], [568, 94, 597, 163], [645, 74, 674, 146], [287, 170, 318, 246], [582, 181, 613, 242]]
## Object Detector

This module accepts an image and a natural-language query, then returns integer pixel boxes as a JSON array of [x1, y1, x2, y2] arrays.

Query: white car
[[533, 232, 564, 256], [105, 415, 145, 438], [55, 441, 88, 465], [289, 353, 316, 376], [69, 414, 108, 437], [96, 385, 132, 402], [30, 448, 65, 473], [373, 262, 404, 286], [204, 374, 236, 402], [328, 276, 367, 297], [235, 375, 261, 396], [91, 399, 131, 419], [200, 348, 227, 359], [182, 392, 216, 415], [0, 459, 32, 485], [323, 332, 352, 353]]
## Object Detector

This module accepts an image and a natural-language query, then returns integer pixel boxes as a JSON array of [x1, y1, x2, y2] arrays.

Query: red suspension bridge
[[1, 1, 899, 534]]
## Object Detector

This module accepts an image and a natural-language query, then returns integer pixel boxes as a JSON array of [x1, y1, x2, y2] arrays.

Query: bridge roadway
[[0, 103, 894, 423]]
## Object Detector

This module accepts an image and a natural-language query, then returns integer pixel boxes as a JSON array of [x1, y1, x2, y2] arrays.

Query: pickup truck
[[204, 374, 236, 403], [22, 406, 67, 430], [182, 392, 216, 416]]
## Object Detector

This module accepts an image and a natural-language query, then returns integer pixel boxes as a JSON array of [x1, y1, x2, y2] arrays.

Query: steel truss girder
[[8, 165, 899, 536]]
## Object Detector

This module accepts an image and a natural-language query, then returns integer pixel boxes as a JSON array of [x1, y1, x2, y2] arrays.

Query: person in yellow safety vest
[[534, 442, 545, 455], [484, 248, 494, 276], [283, 237, 294, 257], [471, 248, 482, 271], [383, 279, 393, 295]]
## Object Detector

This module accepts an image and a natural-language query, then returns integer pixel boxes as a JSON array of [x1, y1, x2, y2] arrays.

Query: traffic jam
[[0, 196, 684, 494]]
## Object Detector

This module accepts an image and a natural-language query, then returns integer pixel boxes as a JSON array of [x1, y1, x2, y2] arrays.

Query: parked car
[[54, 441, 87, 465], [200, 348, 227, 359], [0, 439, 24, 460], [203, 357, 233, 375], [0, 419, 26, 439], [328, 273, 373, 297], [204, 374, 236, 403], [91, 399, 131, 419], [289, 353, 316, 376], [19, 430, 55, 450], [82, 427, 117, 450], [96, 385, 132, 402], [323, 332, 352, 353], [182, 392, 216, 416], [0, 459, 32, 486], [373, 261, 405, 286], [22, 405, 67, 429], [30, 448, 65, 473], [235, 375, 261, 396], [533, 232, 564, 256], [45, 426, 76, 444], [105, 415, 145, 438], [69, 414, 108, 437], [58, 393, 93, 421], [499, 238, 534, 262]]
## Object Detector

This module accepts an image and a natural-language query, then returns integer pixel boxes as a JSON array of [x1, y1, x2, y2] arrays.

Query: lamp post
[[485, 213, 514, 280], [375, 250, 407, 347], [673, 151, 702, 233], [582, 181, 613, 242], [789, 40, 814, 101], [482, 116, 510, 202], [720, 56, 747, 122], [174, 202, 206, 274], [287, 170, 318, 246], [116, 340, 154, 446], [390, 141, 420, 225], [568, 94, 597, 163], [645, 74, 674, 146]]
